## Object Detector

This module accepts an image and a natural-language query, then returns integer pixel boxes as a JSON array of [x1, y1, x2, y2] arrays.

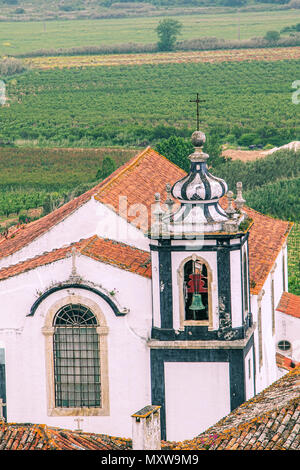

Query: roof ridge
[[94, 146, 152, 199], [0, 235, 151, 282]]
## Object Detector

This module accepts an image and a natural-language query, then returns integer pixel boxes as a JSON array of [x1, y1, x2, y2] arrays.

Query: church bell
[[189, 293, 205, 311]]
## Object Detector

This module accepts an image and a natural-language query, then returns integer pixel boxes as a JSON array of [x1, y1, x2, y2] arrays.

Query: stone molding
[[42, 294, 110, 417]]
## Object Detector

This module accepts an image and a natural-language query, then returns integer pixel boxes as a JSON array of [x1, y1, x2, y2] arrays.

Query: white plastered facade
[[0, 197, 294, 440]]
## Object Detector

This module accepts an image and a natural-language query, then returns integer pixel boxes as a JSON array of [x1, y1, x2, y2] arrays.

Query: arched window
[[183, 259, 209, 322], [53, 304, 101, 408]]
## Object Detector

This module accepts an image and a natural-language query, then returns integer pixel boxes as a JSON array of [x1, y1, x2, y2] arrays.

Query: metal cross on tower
[[189, 93, 206, 131]]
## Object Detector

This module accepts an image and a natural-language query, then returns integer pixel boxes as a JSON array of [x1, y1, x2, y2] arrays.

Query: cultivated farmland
[[1, 60, 299, 148], [24, 47, 300, 69]]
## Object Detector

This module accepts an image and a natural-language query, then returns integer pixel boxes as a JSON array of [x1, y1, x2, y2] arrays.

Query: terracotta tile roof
[[0, 422, 131, 450], [163, 365, 300, 450], [80, 235, 151, 278], [276, 353, 299, 372], [241, 207, 293, 295], [94, 147, 186, 230], [0, 147, 292, 293], [0, 236, 151, 282], [2, 367, 299, 450], [276, 291, 300, 319], [0, 238, 91, 282]]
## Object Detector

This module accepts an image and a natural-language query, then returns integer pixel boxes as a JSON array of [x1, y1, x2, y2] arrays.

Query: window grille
[[53, 304, 101, 408]]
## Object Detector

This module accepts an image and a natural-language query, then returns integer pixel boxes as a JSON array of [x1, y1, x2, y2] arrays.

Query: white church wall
[[0, 197, 150, 271], [250, 256, 285, 395], [0, 256, 152, 438], [244, 346, 255, 401], [92, 198, 150, 252], [164, 361, 230, 441], [0, 199, 97, 270], [276, 311, 300, 361], [171, 250, 218, 331]]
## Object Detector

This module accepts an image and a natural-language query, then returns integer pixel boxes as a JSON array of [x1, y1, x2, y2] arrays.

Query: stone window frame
[[42, 294, 110, 417], [178, 254, 213, 330]]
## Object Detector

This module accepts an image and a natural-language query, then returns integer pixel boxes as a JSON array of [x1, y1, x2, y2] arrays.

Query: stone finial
[[225, 191, 235, 219], [191, 130, 206, 148], [165, 183, 174, 213], [235, 181, 246, 210], [132, 406, 161, 450], [0, 398, 6, 421], [151, 193, 164, 237], [69, 247, 81, 283], [153, 193, 164, 217]]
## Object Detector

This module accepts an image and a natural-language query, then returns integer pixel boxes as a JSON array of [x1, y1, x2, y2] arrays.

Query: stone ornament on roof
[[150, 130, 248, 237]]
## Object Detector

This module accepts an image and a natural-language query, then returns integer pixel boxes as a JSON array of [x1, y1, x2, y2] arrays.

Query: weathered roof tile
[[277, 291, 300, 318]]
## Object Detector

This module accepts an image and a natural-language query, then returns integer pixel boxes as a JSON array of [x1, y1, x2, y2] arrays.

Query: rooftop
[[277, 291, 300, 319], [0, 235, 152, 282], [0, 147, 293, 294], [163, 365, 300, 450], [0, 422, 131, 450], [1, 366, 299, 451]]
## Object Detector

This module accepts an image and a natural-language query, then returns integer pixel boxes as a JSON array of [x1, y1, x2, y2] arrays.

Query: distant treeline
[[14, 34, 300, 58]]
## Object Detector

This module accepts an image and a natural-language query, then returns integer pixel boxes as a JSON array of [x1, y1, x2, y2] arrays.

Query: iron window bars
[[53, 304, 101, 408]]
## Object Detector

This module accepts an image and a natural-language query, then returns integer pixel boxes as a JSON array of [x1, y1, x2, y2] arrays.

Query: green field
[[1, 60, 299, 148], [0, 9, 299, 57], [288, 223, 300, 295]]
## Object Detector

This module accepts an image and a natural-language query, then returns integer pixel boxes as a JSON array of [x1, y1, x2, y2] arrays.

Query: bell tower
[[148, 129, 256, 442]]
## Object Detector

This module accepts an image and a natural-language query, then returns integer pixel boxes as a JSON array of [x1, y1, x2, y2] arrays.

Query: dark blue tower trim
[[0, 348, 6, 421], [150, 333, 254, 440], [158, 241, 173, 329], [217, 244, 232, 321]]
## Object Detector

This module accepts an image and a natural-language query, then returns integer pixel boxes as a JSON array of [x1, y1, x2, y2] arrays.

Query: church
[[0, 128, 297, 442]]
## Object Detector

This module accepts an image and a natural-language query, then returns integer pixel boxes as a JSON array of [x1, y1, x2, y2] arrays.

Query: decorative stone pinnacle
[[226, 190, 235, 218], [235, 181, 246, 210], [191, 130, 206, 148], [69, 247, 82, 282], [151, 192, 164, 237], [188, 130, 209, 162], [165, 183, 174, 213]]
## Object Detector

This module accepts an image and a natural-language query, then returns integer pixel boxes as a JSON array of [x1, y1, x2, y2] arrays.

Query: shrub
[[156, 18, 182, 52], [0, 58, 27, 77], [238, 133, 258, 147], [264, 30, 281, 42], [96, 156, 117, 180]]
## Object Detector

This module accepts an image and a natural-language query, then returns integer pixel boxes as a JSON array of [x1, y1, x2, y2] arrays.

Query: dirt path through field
[[25, 46, 300, 69], [222, 148, 267, 161]]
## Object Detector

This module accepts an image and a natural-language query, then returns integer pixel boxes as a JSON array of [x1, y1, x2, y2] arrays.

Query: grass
[[288, 223, 300, 295], [0, 10, 299, 57]]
